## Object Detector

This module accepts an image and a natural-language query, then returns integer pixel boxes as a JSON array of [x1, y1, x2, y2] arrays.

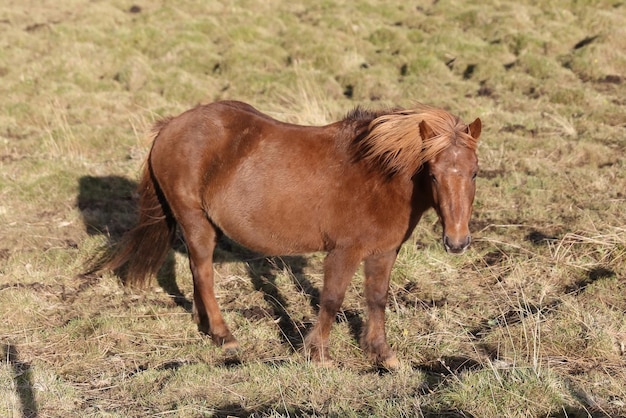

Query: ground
[[1, 1, 625, 417]]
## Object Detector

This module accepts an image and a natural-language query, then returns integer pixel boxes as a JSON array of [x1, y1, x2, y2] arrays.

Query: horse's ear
[[419, 120, 435, 140], [467, 118, 482, 140]]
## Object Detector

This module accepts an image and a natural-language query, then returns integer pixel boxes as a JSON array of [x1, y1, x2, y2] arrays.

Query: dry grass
[[1, 0, 625, 417]]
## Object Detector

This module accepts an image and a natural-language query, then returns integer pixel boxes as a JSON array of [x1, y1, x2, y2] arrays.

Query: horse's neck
[[412, 170, 434, 210]]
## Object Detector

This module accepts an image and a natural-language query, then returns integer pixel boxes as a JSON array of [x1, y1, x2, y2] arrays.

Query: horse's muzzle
[[443, 234, 471, 254]]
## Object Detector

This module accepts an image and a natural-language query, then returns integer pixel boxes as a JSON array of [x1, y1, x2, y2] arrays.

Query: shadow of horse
[[77, 175, 349, 351], [1, 343, 38, 417]]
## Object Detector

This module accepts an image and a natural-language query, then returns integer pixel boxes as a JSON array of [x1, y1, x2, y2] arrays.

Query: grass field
[[1, 0, 625, 416]]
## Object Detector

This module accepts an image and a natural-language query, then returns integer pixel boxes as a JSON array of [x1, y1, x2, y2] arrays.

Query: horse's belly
[[210, 199, 327, 255]]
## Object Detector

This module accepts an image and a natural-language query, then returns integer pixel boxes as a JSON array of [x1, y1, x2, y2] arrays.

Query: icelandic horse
[[99, 100, 481, 368]]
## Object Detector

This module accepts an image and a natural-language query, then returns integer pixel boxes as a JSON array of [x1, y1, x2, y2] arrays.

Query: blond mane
[[353, 104, 478, 176]]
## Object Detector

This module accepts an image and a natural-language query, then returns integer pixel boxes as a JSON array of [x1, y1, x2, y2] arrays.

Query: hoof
[[318, 360, 336, 368], [362, 339, 399, 370], [380, 354, 400, 370], [314, 355, 336, 368], [308, 356, 335, 368], [222, 339, 240, 355], [304, 344, 333, 367]]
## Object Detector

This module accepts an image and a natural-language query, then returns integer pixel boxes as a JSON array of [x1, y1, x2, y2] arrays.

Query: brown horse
[[100, 100, 481, 368]]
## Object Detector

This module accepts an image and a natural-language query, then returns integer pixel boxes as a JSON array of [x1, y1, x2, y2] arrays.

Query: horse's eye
[[472, 171, 478, 180], [430, 174, 437, 183]]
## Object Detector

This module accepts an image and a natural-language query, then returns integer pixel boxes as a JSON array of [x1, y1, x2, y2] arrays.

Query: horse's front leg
[[304, 249, 363, 366], [361, 249, 399, 369]]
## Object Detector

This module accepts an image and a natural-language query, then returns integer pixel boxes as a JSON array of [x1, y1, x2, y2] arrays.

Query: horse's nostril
[[443, 234, 471, 254]]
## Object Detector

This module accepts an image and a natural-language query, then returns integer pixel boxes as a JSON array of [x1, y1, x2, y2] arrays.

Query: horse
[[99, 100, 481, 368]]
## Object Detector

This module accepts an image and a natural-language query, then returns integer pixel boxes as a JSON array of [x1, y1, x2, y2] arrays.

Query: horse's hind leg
[[178, 209, 238, 350], [361, 250, 399, 369]]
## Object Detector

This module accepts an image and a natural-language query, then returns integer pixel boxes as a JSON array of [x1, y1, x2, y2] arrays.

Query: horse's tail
[[91, 121, 177, 288]]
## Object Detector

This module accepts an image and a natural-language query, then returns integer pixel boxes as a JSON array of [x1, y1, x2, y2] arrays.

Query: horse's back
[[151, 101, 324, 161]]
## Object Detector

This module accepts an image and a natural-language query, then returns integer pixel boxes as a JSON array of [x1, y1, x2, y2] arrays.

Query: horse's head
[[420, 117, 481, 254]]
